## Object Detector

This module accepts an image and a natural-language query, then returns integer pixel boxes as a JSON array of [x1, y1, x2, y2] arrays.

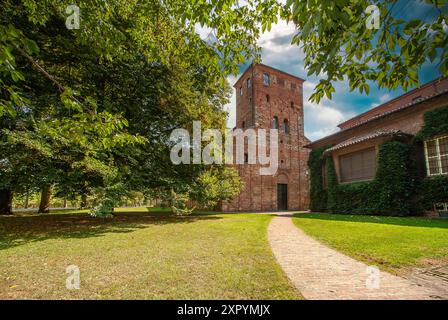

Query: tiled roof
[[340, 88, 448, 129], [338, 77, 448, 129], [324, 129, 410, 154], [306, 88, 448, 148]]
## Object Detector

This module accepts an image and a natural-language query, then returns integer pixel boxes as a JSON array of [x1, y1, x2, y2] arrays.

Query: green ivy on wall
[[414, 106, 448, 210], [329, 142, 417, 215], [415, 106, 448, 141], [307, 146, 329, 212], [372, 142, 418, 215], [420, 176, 448, 209], [308, 107, 448, 216]]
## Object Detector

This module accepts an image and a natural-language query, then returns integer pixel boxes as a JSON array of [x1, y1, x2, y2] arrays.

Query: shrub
[[372, 141, 416, 215], [420, 176, 448, 210], [329, 181, 376, 214], [307, 147, 329, 211]]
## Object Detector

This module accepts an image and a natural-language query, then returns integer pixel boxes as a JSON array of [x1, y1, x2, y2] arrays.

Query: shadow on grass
[[293, 212, 448, 229], [0, 211, 222, 251]]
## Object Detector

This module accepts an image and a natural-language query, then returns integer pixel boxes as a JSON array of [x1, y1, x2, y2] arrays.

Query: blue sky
[[222, 0, 444, 141]]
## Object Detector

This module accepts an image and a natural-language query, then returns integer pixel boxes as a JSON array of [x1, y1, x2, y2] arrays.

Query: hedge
[[420, 176, 448, 210], [307, 146, 329, 212]]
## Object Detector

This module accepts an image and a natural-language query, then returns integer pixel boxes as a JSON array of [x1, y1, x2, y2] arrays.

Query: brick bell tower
[[221, 63, 310, 212]]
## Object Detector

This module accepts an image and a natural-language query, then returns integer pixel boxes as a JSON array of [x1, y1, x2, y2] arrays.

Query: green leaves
[[425, 0, 447, 8], [284, 0, 447, 103], [190, 167, 243, 209], [2, 0, 253, 214], [23, 39, 39, 54]]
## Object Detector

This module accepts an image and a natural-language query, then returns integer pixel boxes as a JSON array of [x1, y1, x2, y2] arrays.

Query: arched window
[[263, 73, 270, 86], [291, 101, 294, 108], [284, 119, 289, 134], [272, 116, 279, 129], [242, 121, 245, 129], [266, 94, 270, 102]]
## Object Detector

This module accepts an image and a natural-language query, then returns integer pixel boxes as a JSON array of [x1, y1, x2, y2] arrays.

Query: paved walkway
[[268, 213, 442, 300]]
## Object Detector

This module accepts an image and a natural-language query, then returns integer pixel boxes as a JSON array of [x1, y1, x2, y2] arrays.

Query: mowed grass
[[0, 209, 299, 299], [293, 213, 448, 273]]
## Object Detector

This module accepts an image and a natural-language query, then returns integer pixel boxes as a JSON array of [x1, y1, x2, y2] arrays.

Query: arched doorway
[[277, 184, 288, 210], [277, 174, 288, 211]]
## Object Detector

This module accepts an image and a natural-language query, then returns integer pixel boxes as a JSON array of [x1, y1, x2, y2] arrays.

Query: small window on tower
[[240, 86, 243, 96], [266, 94, 270, 103], [284, 119, 289, 134], [272, 116, 279, 129], [242, 121, 245, 129], [247, 77, 252, 88], [291, 101, 294, 108], [263, 73, 270, 86]]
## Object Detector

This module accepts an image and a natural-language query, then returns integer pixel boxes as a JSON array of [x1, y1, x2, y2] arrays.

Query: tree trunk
[[80, 194, 88, 208], [0, 189, 13, 215], [38, 185, 52, 214], [24, 189, 29, 209], [63, 198, 68, 208]]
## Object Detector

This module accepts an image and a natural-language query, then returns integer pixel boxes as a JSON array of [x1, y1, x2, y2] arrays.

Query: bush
[[420, 176, 448, 210], [329, 181, 376, 214], [372, 141, 416, 215], [89, 183, 126, 217], [160, 189, 194, 215], [307, 147, 329, 211]]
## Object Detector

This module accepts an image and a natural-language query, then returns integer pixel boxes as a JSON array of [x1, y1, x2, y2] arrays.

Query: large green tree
[[1, 0, 275, 214]]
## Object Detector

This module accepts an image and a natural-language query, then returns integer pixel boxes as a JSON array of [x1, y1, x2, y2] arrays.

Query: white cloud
[[379, 93, 391, 103], [224, 75, 237, 129], [304, 100, 354, 141], [258, 20, 296, 46], [223, 20, 355, 140]]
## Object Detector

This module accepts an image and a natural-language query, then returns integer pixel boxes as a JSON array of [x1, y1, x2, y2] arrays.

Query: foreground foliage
[[2, 0, 275, 214], [282, 0, 447, 103]]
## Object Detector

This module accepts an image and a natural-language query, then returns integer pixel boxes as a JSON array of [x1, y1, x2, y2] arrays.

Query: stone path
[[267, 213, 442, 300]]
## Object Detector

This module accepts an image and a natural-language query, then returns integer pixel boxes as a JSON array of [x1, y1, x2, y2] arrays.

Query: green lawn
[[12, 206, 172, 215], [293, 213, 448, 273], [0, 209, 299, 299]]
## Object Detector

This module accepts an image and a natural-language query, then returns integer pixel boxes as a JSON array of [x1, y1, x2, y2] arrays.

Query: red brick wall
[[339, 77, 448, 130], [221, 64, 310, 212]]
